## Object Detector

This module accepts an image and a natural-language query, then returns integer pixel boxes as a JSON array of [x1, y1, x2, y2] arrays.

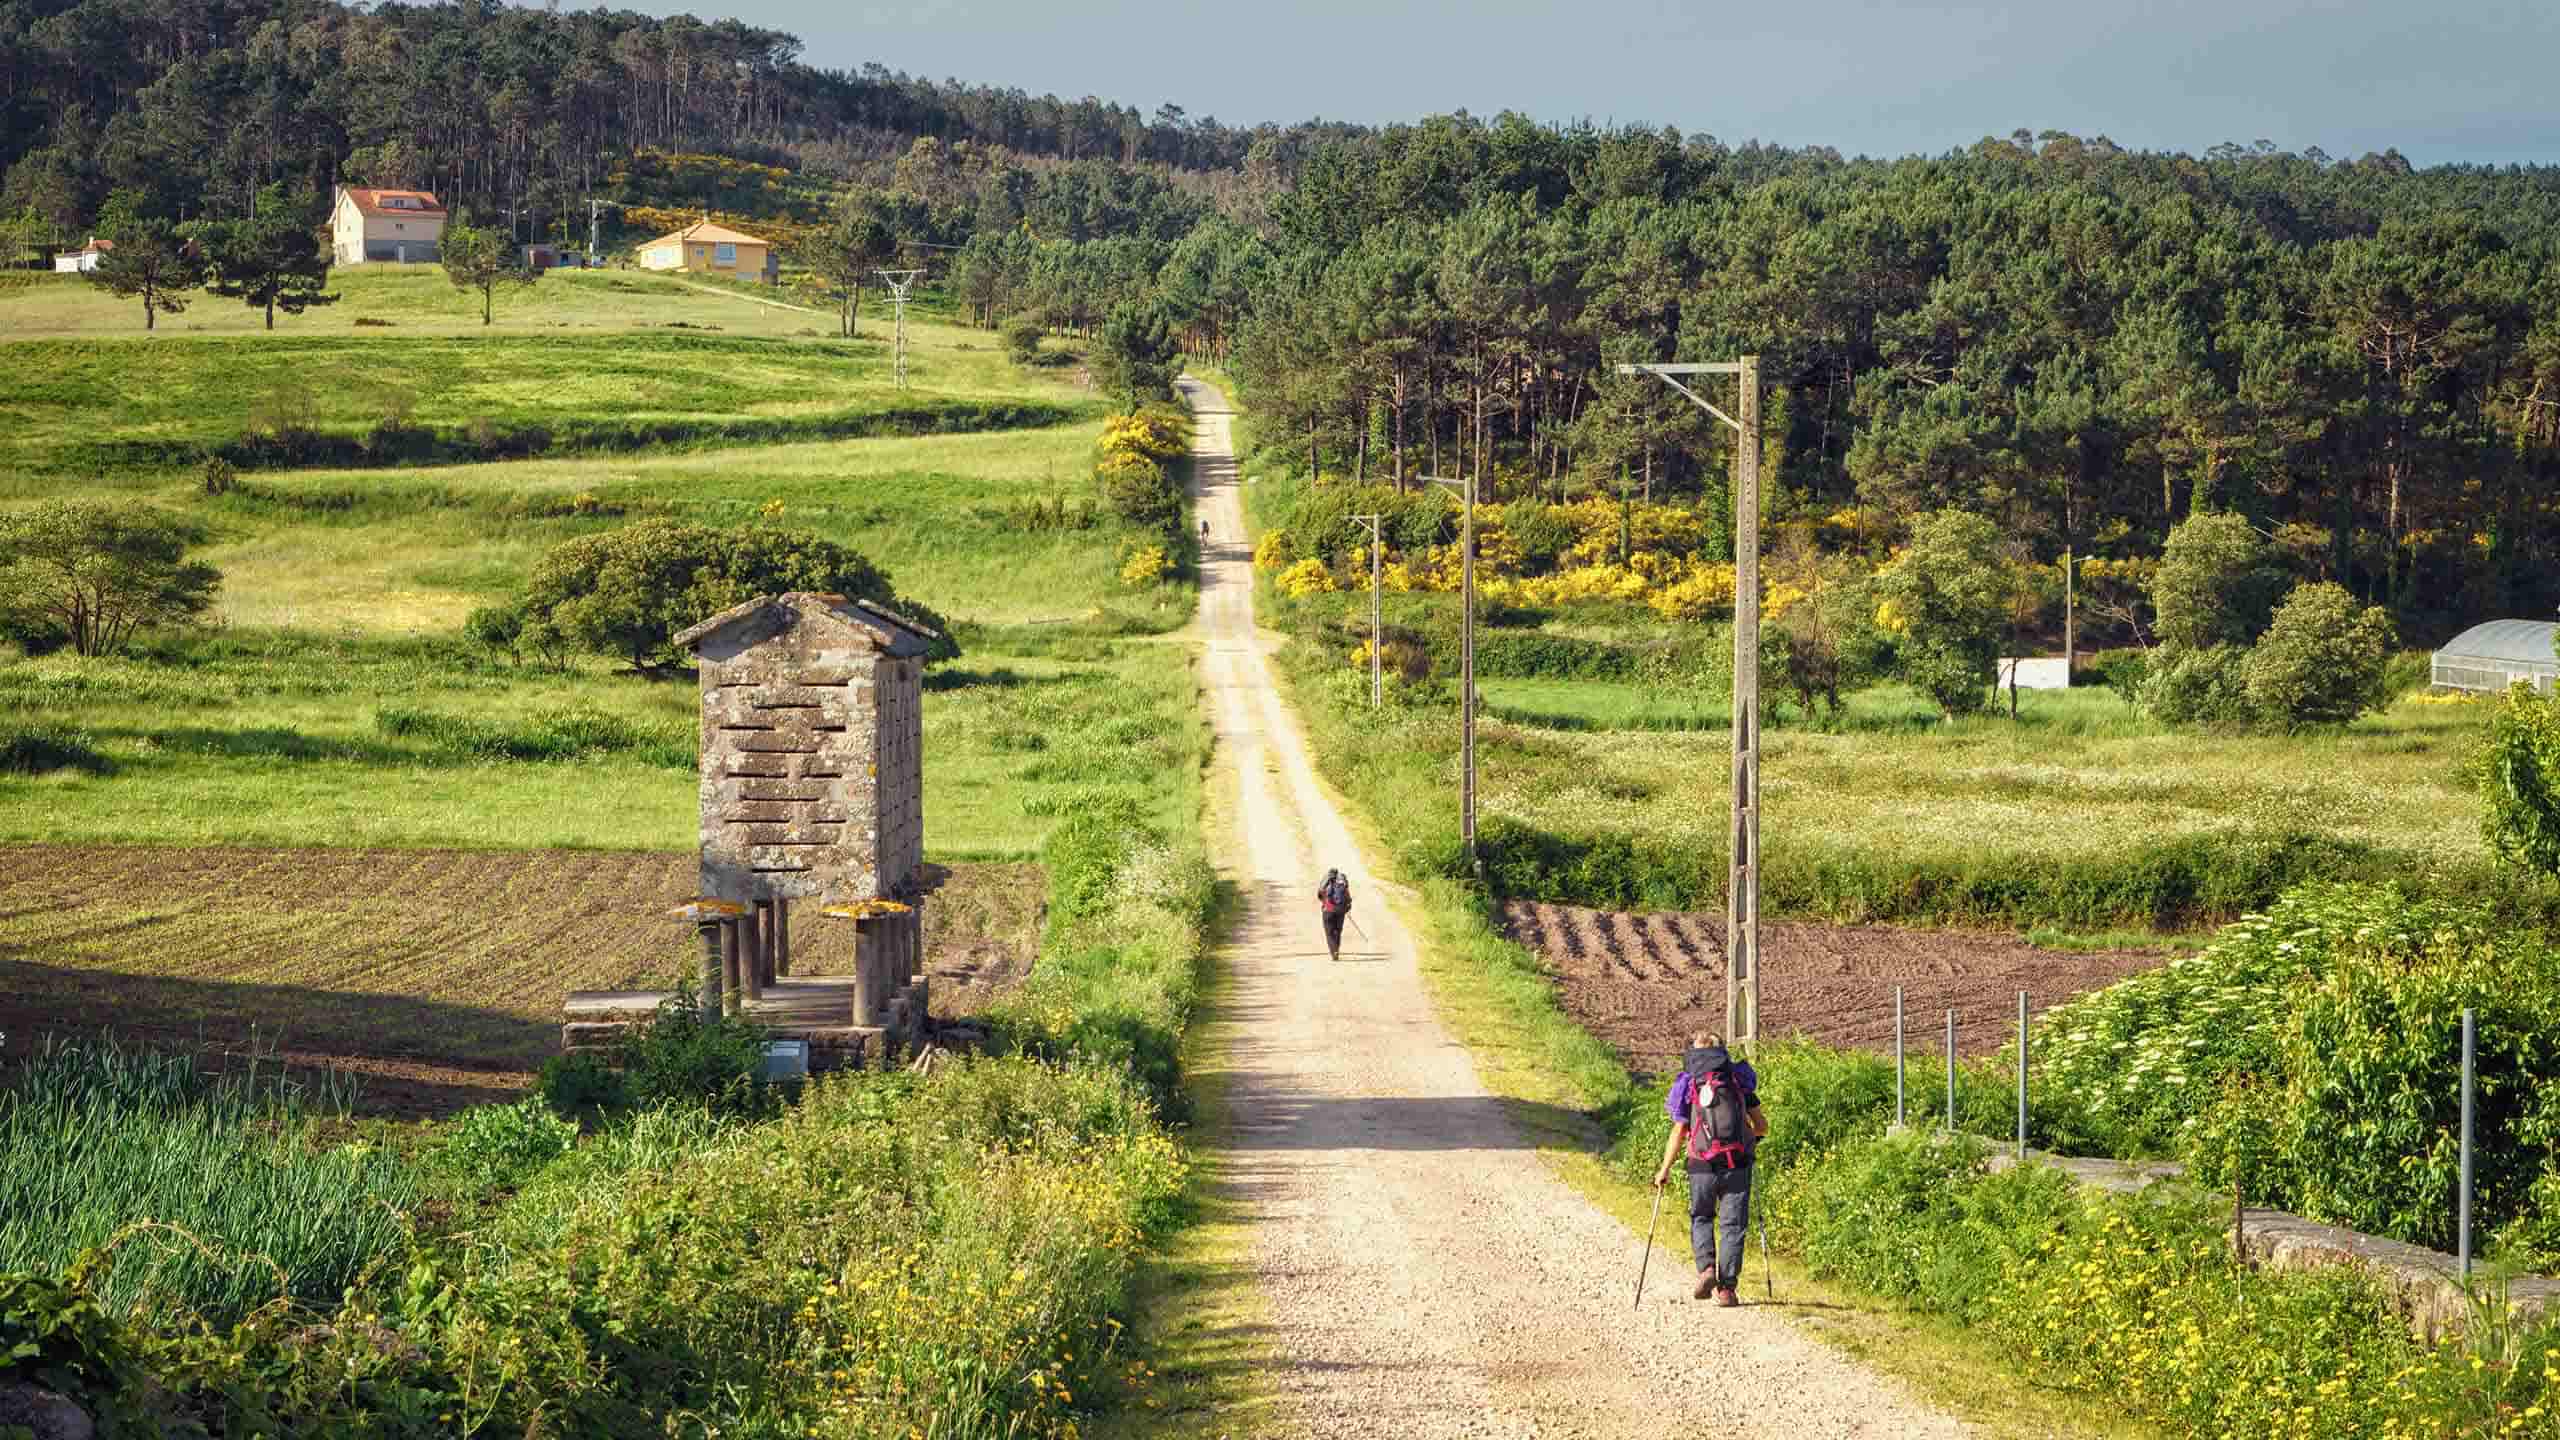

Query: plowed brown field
[[0, 846, 1039, 1115], [1497, 898, 2170, 1074]]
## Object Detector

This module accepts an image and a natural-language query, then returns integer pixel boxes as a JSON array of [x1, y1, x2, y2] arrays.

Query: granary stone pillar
[[668, 899, 745, 1021]]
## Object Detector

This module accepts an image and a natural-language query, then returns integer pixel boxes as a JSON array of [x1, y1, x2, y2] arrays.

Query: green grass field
[[0, 265, 1195, 862], [0, 268, 1094, 490], [1245, 459, 2538, 929], [190, 424, 1176, 633], [4, 264, 819, 337]]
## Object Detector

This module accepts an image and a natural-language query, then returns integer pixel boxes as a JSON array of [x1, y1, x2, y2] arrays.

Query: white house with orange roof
[[53, 237, 113, 273], [332, 186, 447, 265], [636, 219, 776, 283]]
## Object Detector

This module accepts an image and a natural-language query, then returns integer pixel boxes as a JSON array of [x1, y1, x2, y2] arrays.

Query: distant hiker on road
[[1654, 1032, 1767, 1306], [1201, 518, 1210, 541], [1316, 868, 1352, 961]]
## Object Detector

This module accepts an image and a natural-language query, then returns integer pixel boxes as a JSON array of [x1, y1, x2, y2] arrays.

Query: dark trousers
[[1321, 910, 1346, 957], [1688, 1162, 1753, 1288]]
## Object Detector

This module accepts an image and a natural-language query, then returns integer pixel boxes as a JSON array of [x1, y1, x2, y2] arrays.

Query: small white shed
[[2432, 620, 2559, 694], [1997, 657, 2071, 691]]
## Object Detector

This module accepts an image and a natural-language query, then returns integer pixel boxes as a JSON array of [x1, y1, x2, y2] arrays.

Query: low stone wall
[[1985, 1146, 2560, 1339]]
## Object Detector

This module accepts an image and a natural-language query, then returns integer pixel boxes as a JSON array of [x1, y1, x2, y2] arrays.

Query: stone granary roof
[[674, 592, 940, 657]]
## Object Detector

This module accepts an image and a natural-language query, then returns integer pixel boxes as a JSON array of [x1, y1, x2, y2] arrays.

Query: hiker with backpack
[[1315, 868, 1352, 961], [1653, 1032, 1767, 1307]]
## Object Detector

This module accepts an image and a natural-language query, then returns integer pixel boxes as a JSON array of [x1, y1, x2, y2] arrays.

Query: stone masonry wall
[[696, 609, 881, 901], [874, 654, 923, 894]]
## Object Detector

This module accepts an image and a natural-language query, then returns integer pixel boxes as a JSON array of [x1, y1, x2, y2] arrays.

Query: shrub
[[2150, 512, 2287, 651], [0, 724, 112, 776], [515, 519, 956, 672], [2140, 642, 2254, 726], [2097, 648, 2150, 709], [1276, 557, 1338, 597], [536, 1051, 627, 1114], [1872, 509, 2007, 716], [2273, 935, 2560, 1252], [1001, 314, 1044, 363], [2243, 581, 2395, 728], [435, 1098, 579, 1189], [198, 455, 237, 496], [461, 601, 523, 659], [0, 502, 221, 657], [617, 993, 777, 1118], [1118, 543, 1170, 587], [2480, 684, 2560, 879], [1099, 451, 1180, 530]]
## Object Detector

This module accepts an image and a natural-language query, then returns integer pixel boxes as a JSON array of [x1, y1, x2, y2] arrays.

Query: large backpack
[[1319, 874, 1350, 914], [1681, 1047, 1755, 1168]]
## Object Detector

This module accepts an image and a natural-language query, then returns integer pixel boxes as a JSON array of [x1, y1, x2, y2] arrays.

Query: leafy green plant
[[514, 519, 956, 672], [0, 724, 111, 776], [0, 1036, 417, 1324], [536, 1051, 628, 1115], [2140, 641, 2255, 726], [2480, 684, 2560, 880], [0, 501, 221, 657], [1873, 509, 2008, 717], [617, 991, 777, 1119], [435, 1099, 578, 1189], [2149, 512, 2287, 651], [2243, 581, 2396, 728]]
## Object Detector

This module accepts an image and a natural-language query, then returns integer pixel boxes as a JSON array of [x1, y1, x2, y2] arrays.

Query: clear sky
[[695, 0, 2559, 167]]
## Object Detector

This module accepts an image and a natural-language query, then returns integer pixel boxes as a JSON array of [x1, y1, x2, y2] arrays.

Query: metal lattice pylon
[[874, 269, 925, 388]]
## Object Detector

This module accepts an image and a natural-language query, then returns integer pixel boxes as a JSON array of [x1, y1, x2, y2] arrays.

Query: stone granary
[[561, 591, 938, 1070]]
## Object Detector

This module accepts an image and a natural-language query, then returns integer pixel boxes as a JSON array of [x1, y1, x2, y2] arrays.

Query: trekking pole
[[1346, 913, 1369, 943], [1758, 1213, 1773, 1302], [1636, 1182, 1664, 1308]]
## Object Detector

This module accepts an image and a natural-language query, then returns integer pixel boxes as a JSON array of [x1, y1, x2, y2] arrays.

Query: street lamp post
[[1615, 356, 1762, 1051], [1421, 474, 1477, 859]]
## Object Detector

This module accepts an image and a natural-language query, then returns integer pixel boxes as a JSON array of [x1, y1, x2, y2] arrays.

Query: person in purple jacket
[[1653, 1031, 1767, 1306]]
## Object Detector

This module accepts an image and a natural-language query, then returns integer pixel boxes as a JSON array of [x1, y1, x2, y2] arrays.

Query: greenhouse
[[2431, 619, 2560, 693]]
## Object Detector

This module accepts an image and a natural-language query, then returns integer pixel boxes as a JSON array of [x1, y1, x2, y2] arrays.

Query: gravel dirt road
[[1178, 377, 1971, 1439]]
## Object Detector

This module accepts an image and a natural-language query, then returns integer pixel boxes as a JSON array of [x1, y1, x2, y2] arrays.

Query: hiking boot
[[1692, 1271, 1714, 1300], [1715, 1286, 1739, 1308]]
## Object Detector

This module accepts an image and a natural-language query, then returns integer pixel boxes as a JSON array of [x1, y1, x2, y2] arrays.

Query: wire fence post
[[2016, 990, 2029, 1163], [1894, 985, 1905, 1129], [1945, 1009, 1956, 1131], [2460, 1007, 2476, 1279]]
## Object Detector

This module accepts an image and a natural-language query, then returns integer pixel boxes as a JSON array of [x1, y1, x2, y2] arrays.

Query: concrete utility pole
[[1422, 475, 1478, 858], [1349, 513, 1384, 706], [2063, 546, 2076, 681], [586, 198, 622, 264], [1616, 356, 1763, 1051], [874, 268, 925, 387]]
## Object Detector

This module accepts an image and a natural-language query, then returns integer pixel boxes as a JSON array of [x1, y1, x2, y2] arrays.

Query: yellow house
[[332, 186, 447, 265], [636, 220, 776, 284]]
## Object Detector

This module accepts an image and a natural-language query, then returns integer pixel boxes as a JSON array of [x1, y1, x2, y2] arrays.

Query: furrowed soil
[[1498, 899, 2167, 1072], [0, 846, 1040, 1116]]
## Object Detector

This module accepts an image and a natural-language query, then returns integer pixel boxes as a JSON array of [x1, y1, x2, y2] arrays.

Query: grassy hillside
[[0, 258, 1192, 859], [0, 265, 824, 337], [0, 269, 1093, 490]]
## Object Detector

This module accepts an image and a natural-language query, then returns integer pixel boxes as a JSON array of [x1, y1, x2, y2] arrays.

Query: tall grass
[[0, 1036, 418, 1325]]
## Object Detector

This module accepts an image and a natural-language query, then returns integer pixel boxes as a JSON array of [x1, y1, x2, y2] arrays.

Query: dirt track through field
[[1181, 378, 1969, 1439]]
